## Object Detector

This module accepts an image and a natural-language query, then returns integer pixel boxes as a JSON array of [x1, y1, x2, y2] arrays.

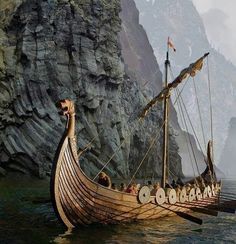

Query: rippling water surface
[[0, 176, 236, 243]]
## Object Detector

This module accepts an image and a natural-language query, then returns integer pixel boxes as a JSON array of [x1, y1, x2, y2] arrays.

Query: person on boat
[[171, 179, 177, 188], [176, 185, 181, 202], [111, 183, 118, 191], [136, 183, 141, 192], [193, 179, 200, 189], [186, 183, 192, 194], [126, 183, 137, 195], [147, 181, 153, 190], [200, 178, 206, 190], [165, 180, 172, 189], [97, 172, 111, 188], [119, 183, 126, 192], [205, 170, 213, 184], [150, 182, 160, 196]]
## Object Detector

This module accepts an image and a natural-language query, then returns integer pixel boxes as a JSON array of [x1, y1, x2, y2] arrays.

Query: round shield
[[207, 185, 212, 198], [211, 184, 216, 196], [168, 189, 177, 205], [138, 186, 151, 204], [195, 187, 202, 201], [179, 188, 187, 203], [203, 187, 208, 198], [155, 188, 166, 205], [188, 188, 195, 202]]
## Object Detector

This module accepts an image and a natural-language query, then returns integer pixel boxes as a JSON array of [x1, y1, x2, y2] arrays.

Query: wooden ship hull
[[50, 109, 220, 228], [50, 52, 235, 228]]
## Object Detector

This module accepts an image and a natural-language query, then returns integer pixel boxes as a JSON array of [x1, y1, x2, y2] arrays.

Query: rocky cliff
[[135, 0, 236, 167], [119, 0, 183, 179], [0, 0, 183, 179]]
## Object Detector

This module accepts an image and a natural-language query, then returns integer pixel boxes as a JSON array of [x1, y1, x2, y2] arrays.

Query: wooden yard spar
[[50, 52, 235, 228]]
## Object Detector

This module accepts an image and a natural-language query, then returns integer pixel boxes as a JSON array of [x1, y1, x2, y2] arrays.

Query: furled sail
[[168, 52, 209, 89], [139, 52, 209, 118]]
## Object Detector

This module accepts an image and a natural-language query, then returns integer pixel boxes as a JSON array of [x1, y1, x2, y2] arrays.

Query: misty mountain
[[135, 0, 236, 168]]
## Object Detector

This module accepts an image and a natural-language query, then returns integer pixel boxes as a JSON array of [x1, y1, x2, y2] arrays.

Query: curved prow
[[207, 140, 216, 180], [186, 140, 216, 185], [57, 99, 76, 138]]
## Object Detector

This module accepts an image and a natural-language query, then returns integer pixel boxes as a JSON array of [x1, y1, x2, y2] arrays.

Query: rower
[[97, 172, 111, 188]]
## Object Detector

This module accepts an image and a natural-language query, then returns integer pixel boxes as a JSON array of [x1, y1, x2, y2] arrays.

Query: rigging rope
[[176, 88, 201, 176], [173, 75, 191, 105], [177, 89, 205, 157], [192, 77, 207, 151], [174, 89, 197, 178], [207, 56, 214, 161], [93, 117, 143, 180], [78, 106, 141, 155], [89, 55, 212, 182], [169, 64, 200, 178], [169, 64, 206, 160], [167, 63, 209, 179], [127, 121, 165, 186]]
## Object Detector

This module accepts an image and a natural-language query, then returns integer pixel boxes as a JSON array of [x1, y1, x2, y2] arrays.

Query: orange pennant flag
[[167, 37, 176, 52]]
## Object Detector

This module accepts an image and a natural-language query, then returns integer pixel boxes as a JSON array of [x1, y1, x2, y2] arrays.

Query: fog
[[192, 0, 236, 177], [192, 0, 236, 65]]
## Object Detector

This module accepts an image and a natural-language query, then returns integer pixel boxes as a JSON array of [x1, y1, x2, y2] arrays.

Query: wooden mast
[[161, 51, 170, 188]]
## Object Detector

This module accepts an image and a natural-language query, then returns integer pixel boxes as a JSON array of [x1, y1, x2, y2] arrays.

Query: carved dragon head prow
[[57, 99, 76, 138], [57, 99, 75, 116]]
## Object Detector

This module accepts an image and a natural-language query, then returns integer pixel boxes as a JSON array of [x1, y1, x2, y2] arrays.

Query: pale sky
[[192, 0, 236, 65]]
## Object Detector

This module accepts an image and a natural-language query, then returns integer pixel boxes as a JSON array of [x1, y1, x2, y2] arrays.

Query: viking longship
[[50, 47, 236, 228]]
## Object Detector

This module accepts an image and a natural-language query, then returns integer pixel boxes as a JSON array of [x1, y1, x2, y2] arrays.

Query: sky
[[192, 0, 236, 65]]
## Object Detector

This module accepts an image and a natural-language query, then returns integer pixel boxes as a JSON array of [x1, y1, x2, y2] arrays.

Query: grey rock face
[[119, 0, 183, 179], [119, 0, 162, 95], [0, 0, 183, 179]]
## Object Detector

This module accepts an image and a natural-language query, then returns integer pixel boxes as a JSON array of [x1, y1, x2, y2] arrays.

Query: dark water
[[0, 176, 236, 244]]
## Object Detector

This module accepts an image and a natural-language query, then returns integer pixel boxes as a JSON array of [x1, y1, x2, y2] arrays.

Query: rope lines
[[175, 88, 201, 176], [207, 56, 214, 161], [93, 117, 143, 180], [173, 89, 197, 178], [89, 55, 213, 183], [192, 77, 207, 150], [127, 121, 165, 186]]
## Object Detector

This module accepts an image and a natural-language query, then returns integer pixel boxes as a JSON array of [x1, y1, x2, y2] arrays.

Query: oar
[[189, 206, 218, 216], [218, 197, 236, 207], [159, 204, 203, 225], [177, 198, 235, 214], [175, 211, 203, 225], [217, 199, 236, 209], [219, 191, 236, 197], [221, 192, 236, 197], [219, 194, 236, 201], [175, 202, 218, 216], [208, 204, 235, 214]]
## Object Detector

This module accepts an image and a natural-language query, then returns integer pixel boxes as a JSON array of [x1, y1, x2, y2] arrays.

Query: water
[[0, 176, 236, 243]]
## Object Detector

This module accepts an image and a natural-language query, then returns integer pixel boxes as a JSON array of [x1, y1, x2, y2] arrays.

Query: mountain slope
[[135, 0, 236, 165]]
